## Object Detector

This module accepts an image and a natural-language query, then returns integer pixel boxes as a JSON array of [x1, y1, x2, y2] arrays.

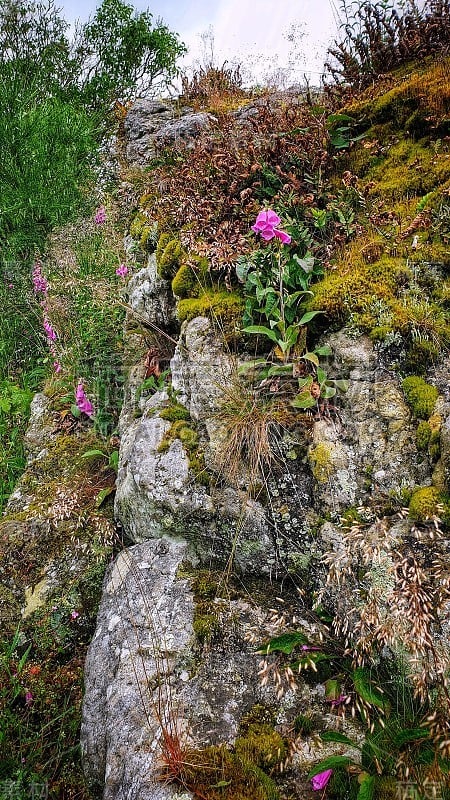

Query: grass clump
[[401, 376, 438, 419]]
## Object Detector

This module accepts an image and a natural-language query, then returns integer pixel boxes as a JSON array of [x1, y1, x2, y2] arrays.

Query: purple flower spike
[[312, 769, 333, 791], [76, 382, 95, 418], [251, 208, 291, 244], [116, 264, 128, 277], [94, 205, 106, 224]]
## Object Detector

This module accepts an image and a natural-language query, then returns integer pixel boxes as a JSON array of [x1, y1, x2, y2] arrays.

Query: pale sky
[[63, 0, 339, 86]]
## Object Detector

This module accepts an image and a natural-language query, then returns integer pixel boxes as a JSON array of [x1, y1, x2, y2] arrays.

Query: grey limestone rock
[[153, 112, 216, 151], [127, 254, 176, 330], [124, 99, 174, 166], [81, 538, 194, 800], [307, 331, 431, 510], [124, 101, 215, 166]]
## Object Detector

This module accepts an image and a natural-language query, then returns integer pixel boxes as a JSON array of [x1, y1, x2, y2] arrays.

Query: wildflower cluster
[[31, 258, 95, 418], [32, 258, 61, 374]]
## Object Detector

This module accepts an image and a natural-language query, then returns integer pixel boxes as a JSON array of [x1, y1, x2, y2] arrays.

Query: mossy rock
[[402, 376, 438, 419], [156, 234, 185, 279], [177, 290, 244, 334], [179, 743, 279, 800], [409, 486, 442, 522], [235, 723, 286, 771], [309, 245, 409, 329], [171, 256, 211, 299], [309, 442, 333, 482], [159, 401, 190, 422], [405, 339, 440, 375], [157, 418, 209, 486]]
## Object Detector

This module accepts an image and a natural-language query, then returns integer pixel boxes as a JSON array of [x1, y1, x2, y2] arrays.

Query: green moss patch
[[409, 486, 442, 522], [401, 376, 438, 419], [177, 289, 244, 331]]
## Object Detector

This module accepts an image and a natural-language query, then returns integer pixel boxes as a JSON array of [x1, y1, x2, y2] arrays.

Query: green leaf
[[320, 731, 357, 748], [298, 310, 323, 325], [71, 404, 81, 419], [315, 345, 332, 356], [357, 775, 376, 800], [238, 359, 268, 375], [81, 449, 106, 460], [0, 397, 11, 413], [291, 392, 316, 409], [293, 254, 315, 273], [302, 351, 319, 366], [317, 366, 327, 385], [334, 380, 349, 392], [353, 668, 389, 711], [95, 486, 115, 508], [307, 756, 354, 779], [267, 364, 294, 376], [298, 376, 313, 389], [256, 631, 308, 655], [324, 678, 341, 699], [109, 450, 119, 471], [243, 325, 279, 343], [322, 385, 336, 399]]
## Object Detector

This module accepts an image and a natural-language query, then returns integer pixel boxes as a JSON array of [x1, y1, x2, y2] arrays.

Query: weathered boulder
[[81, 538, 194, 800], [127, 254, 176, 330], [307, 331, 430, 510], [153, 112, 216, 151], [114, 313, 275, 573], [124, 99, 174, 166], [124, 101, 215, 166]]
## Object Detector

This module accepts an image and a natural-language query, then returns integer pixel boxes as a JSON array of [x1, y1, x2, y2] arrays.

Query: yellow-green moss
[[416, 420, 431, 451], [309, 245, 410, 328], [159, 401, 190, 422], [235, 723, 286, 771], [171, 256, 210, 299], [366, 139, 450, 200], [409, 486, 442, 522], [157, 419, 209, 486], [309, 442, 333, 482], [402, 376, 438, 419], [178, 743, 279, 800], [155, 234, 185, 279], [158, 419, 198, 454], [177, 290, 244, 332], [348, 58, 450, 130]]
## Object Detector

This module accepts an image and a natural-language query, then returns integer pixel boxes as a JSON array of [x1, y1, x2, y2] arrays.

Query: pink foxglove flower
[[43, 318, 57, 341], [311, 769, 333, 791], [115, 263, 128, 277], [32, 260, 48, 294], [70, 610, 80, 620], [75, 382, 95, 417], [25, 691, 34, 706], [94, 205, 106, 224], [251, 209, 291, 244], [328, 694, 348, 708], [53, 360, 62, 374]]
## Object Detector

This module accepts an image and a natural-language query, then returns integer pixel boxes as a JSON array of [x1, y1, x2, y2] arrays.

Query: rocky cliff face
[[2, 71, 448, 800], [80, 89, 450, 799]]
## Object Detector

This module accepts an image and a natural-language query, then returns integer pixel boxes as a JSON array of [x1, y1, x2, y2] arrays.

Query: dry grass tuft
[[212, 378, 300, 488]]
